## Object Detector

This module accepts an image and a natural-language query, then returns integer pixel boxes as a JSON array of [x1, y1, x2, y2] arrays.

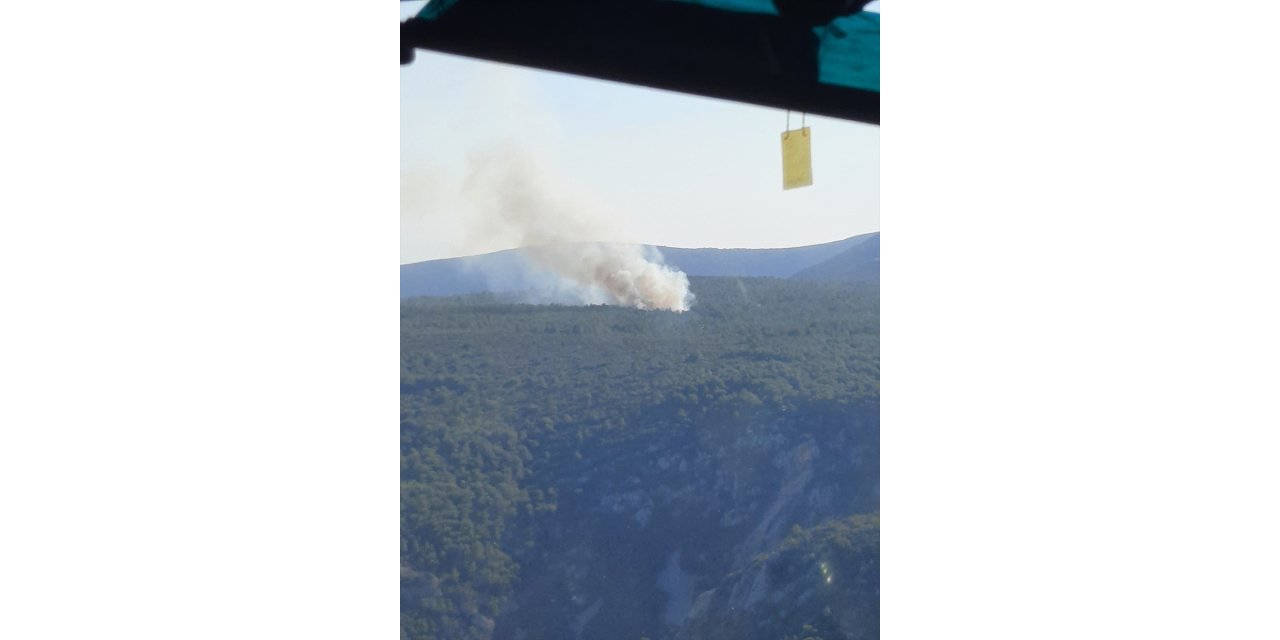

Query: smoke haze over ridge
[[407, 146, 694, 311], [400, 52, 879, 265]]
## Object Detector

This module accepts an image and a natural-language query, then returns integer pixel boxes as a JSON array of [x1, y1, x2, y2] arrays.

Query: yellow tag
[[781, 127, 813, 190]]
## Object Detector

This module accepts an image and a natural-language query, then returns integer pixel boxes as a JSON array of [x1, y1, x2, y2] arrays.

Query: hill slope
[[400, 233, 879, 297], [659, 233, 876, 278], [401, 276, 879, 640], [790, 233, 880, 282]]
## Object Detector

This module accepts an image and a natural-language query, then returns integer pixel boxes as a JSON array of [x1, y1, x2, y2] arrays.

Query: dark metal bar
[[400, 1, 879, 125]]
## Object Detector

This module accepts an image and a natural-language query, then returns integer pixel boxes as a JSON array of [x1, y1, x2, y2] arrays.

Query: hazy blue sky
[[400, 2, 880, 263]]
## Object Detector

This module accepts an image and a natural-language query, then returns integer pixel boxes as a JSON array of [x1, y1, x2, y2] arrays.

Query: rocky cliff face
[[400, 278, 880, 640], [493, 401, 878, 640]]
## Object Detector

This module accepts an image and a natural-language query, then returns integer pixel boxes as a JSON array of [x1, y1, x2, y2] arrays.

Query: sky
[[399, 2, 880, 263]]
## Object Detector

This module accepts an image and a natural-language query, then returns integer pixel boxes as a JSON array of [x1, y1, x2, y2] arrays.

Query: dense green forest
[[401, 276, 879, 640]]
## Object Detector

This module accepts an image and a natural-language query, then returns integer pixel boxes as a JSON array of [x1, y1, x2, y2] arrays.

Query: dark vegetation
[[401, 276, 879, 639]]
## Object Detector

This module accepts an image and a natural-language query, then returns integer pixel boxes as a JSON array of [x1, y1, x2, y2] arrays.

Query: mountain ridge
[[400, 232, 880, 298]]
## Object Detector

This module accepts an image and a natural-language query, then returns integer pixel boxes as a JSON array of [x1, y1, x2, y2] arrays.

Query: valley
[[401, 260, 879, 640]]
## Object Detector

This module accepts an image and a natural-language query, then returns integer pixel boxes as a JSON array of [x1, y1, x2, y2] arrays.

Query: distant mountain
[[659, 233, 876, 278], [790, 233, 879, 282], [400, 248, 536, 298], [400, 232, 879, 297]]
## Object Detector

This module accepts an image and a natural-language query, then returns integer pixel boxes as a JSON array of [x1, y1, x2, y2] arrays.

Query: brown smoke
[[459, 147, 694, 312]]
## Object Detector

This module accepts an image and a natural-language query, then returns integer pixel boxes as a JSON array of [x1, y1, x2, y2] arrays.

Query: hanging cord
[[784, 110, 808, 138]]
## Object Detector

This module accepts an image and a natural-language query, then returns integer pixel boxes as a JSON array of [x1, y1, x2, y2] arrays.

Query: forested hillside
[[401, 276, 879, 640]]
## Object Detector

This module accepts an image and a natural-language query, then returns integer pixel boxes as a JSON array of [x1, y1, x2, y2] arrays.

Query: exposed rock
[[656, 550, 696, 624]]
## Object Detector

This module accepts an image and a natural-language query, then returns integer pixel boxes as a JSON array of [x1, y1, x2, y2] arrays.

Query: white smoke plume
[[457, 147, 694, 312]]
